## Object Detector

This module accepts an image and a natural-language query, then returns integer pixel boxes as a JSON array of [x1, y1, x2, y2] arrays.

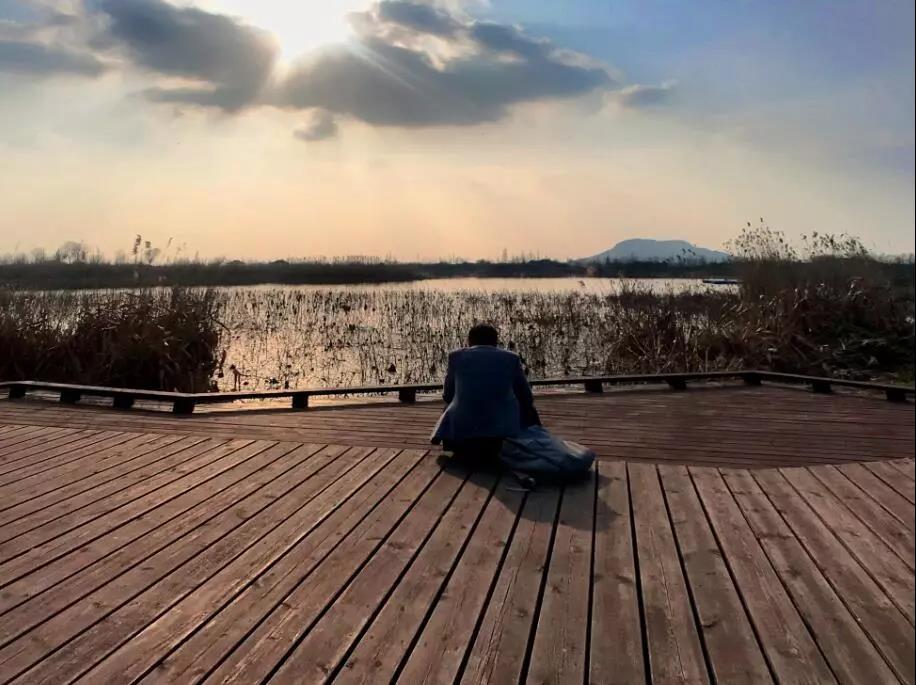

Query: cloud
[[468, 21, 551, 60], [0, 39, 106, 76], [294, 110, 338, 142], [612, 81, 677, 108], [375, 1, 460, 37], [93, 0, 278, 111], [4, 0, 664, 136], [275, 4, 614, 128]]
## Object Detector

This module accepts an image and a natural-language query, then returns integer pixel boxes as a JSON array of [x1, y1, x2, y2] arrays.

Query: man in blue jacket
[[431, 323, 540, 461]]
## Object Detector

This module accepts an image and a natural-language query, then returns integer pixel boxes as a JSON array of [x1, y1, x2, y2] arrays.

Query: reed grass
[[1, 225, 913, 392], [0, 287, 224, 392]]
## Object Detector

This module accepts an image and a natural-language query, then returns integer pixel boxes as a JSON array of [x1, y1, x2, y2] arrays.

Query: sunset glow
[[0, 0, 912, 259]]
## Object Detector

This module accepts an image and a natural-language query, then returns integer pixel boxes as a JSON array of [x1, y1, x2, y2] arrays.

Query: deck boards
[[2, 384, 913, 468], [0, 386, 913, 684]]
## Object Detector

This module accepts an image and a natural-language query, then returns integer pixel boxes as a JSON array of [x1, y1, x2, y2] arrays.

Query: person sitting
[[431, 323, 540, 463]]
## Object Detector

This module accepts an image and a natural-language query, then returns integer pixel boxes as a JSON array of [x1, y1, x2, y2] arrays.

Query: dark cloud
[[0, 8, 78, 39], [294, 110, 338, 142], [468, 21, 550, 60], [376, 1, 459, 37], [614, 82, 676, 108], [0, 39, 106, 76], [94, 0, 278, 110], [275, 6, 614, 128], [5, 0, 658, 134], [40, 9, 81, 29]]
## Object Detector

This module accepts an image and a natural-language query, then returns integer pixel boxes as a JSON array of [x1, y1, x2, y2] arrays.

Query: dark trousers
[[440, 403, 540, 459]]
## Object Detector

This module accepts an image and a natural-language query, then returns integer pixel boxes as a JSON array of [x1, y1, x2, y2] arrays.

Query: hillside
[[581, 239, 729, 263]]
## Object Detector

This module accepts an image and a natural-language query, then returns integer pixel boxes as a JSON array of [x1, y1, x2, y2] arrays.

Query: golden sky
[[1, 0, 913, 259]]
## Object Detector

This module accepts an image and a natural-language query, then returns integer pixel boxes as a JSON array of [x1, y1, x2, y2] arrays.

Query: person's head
[[468, 323, 499, 347]]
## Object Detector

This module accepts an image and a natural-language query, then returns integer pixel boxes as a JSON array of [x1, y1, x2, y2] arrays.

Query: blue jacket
[[430, 345, 534, 443]]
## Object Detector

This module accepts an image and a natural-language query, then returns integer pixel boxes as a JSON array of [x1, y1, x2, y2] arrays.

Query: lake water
[[215, 277, 731, 391], [226, 277, 718, 295]]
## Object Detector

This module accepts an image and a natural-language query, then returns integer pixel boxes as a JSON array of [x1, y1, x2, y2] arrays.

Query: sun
[[202, 0, 366, 61]]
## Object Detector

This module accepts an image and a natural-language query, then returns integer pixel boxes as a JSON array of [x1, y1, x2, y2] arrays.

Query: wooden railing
[[1, 371, 912, 414]]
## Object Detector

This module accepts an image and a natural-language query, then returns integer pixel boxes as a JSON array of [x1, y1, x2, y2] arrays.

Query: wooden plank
[[0, 434, 195, 525], [725, 469, 905, 683], [659, 466, 772, 684], [1, 383, 912, 467], [866, 461, 916, 504], [202, 464, 471, 685], [0, 437, 238, 566], [807, 465, 914, 570], [4, 440, 258, 554], [78, 448, 419, 685], [0, 431, 158, 494], [0, 439, 274, 588], [0, 434, 197, 530], [459, 486, 562, 685], [17, 396, 912, 459], [0, 430, 109, 477], [690, 468, 836, 683], [779, 466, 915, 622], [890, 459, 916, 481], [0, 442, 323, 640], [0, 428, 55, 449], [0, 416, 907, 469], [0, 426, 69, 453], [0, 432, 136, 484], [174, 419, 910, 450], [392, 483, 524, 685], [32, 403, 908, 457], [748, 468, 915, 684], [0, 444, 362, 683], [268, 471, 497, 685], [0, 426, 75, 454], [0, 431, 176, 496], [137, 450, 438, 684], [629, 463, 709, 685], [4, 381, 184, 401], [587, 461, 645, 685], [526, 473, 596, 685], [837, 463, 915, 531]]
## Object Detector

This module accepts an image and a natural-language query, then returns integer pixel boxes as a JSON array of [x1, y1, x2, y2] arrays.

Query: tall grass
[[213, 275, 912, 391], [725, 222, 914, 377], [0, 288, 224, 391], [1, 224, 913, 392]]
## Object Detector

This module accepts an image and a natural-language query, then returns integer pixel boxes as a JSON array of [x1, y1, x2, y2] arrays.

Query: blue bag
[[499, 425, 595, 479]]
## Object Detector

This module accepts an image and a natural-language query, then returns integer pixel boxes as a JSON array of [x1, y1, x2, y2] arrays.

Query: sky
[[1, 0, 913, 260]]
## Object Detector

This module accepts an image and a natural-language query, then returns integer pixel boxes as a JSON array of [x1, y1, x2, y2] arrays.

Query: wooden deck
[[0, 385, 913, 683], [1, 384, 914, 468]]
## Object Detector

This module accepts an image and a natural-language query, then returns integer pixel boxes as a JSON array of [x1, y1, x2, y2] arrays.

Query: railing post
[[8, 384, 26, 400], [886, 388, 907, 403], [398, 388, 417, 404], [742, 372, 762, 386], [584, 379, 603, 393], [292, 393, 309, 410], [172, 398, 196, 414], [811, 380, 832, 394], [113, 395, 135, 410], [60, 389, 81, 404]]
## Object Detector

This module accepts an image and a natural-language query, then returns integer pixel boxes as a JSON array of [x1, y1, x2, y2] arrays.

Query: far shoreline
[[0, 259, 740, 291]]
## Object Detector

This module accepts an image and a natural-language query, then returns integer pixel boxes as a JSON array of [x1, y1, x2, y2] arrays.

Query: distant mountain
[[579, 239, 729, 264]]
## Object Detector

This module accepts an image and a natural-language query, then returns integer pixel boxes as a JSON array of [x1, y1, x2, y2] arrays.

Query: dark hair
[[468, 323, 499, 346]]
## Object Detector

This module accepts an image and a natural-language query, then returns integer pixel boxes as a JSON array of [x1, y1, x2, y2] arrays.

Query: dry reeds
[[0, 287, 224, 391], [1, 225, 913, 391]]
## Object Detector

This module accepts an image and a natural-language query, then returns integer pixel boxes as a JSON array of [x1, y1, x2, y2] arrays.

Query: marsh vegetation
[[2, 224, 913, 392]]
